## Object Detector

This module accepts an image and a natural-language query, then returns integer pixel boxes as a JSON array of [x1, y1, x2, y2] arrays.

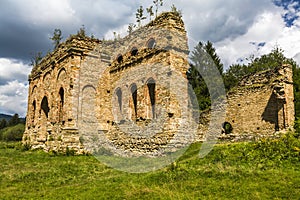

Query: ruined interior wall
[[223, 65, 294, 140]]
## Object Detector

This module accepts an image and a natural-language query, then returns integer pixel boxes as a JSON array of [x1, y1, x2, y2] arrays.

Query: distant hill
[[0, 113, 25, 122]]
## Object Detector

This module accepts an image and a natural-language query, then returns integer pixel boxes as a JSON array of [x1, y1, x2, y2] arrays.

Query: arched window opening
[[147, 79, 156, 118], [131, 47, 138, 56], [147, 38, 156, 49], [130, 84, 138, 117], [59, 87, 64, 122], [41, 96, 50, 118], [32, 100, 36, 121], [117, 54, 123, 63], [59, 87, 64, 107], [222, 122, 233, 134], [116, 88, 122, 112]]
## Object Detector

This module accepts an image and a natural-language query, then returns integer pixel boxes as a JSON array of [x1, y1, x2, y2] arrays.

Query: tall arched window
[[116, 88, 122, 112], [59, 87, 64, 107], [147, 78, 156, 118], [130, 84, 138, 118], [59, 87, 64, 121], [41, 96, 50, 118], [32, 100, 36, 122]]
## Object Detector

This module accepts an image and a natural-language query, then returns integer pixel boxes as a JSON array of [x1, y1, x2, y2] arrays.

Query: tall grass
[[0, 132, 299, 199]]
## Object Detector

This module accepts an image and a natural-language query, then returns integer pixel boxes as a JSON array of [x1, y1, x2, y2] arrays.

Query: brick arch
[[31, 85, 37, 94], [81, 85, 97, 123], [43, 72, 52, 89], [57, 68, 67, 81]]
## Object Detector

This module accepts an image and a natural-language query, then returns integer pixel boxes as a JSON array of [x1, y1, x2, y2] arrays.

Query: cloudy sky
[[0, 0, 300, 117]]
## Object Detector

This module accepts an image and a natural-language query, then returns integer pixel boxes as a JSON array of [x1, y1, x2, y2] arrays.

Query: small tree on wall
[[136, 6, 147, 27], [50, 29, 62, 49], [30, 52, 43, 66], [146, 6, 154, 21], [153, 0, 163, 17]]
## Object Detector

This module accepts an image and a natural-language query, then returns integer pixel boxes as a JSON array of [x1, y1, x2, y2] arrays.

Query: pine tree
[[8, 113, 20, 126], [203, 41, 223, 75], [0, 119, 7, 130]]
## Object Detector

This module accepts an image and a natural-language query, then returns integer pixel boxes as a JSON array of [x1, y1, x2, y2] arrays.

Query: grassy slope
[[0, 135, 299, 200]]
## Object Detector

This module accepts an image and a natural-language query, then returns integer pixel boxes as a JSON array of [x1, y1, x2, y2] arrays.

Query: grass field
[[0, 133, 300, 199]]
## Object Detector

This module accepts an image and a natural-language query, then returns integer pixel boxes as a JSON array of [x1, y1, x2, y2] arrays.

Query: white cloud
[[215, 7, 300, 69], [1, 0, 300, 116], [0, 58, 31, 116], [0, 80, 28, 117], [13, 0, 75, 27], [0, 58, 31, 84]]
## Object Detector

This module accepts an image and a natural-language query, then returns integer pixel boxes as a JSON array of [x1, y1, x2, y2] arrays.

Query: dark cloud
[[0, 0, 300, 116]]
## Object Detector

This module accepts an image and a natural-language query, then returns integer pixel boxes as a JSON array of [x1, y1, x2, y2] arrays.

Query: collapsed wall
[[222, 64, 294, 141]]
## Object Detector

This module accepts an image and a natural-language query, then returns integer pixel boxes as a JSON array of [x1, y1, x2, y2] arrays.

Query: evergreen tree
[[188, 41, 224, 110], [203, 41, 223, 75], [8, 113, 20, 126], [0, 119, 7, 130]]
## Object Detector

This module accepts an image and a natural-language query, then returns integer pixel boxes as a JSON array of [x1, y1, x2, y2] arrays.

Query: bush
[[0, 124, 25, 142]]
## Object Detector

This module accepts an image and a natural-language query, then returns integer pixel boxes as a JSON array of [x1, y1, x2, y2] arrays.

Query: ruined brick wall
[[23, 12, 193, 155], [221, 64, 294, 141]]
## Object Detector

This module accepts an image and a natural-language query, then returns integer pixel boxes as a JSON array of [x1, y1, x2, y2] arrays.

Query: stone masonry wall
[[23, 12, 193, 155], [221, 64, 294, 141]]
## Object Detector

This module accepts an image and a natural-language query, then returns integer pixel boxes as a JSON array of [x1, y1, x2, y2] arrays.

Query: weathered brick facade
[[23, 12, 196, 155], [23, 12, 295, 154], [221, 64, 294, 141]]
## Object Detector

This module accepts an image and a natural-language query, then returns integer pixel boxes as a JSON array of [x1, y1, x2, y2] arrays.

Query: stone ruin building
[[23, 12, 295, 154], [222, 64, 294, 141], [23, 12, 196, 155]]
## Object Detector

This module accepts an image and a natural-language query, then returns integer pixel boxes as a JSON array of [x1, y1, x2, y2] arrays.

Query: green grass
[[0, 133, 300, 199]]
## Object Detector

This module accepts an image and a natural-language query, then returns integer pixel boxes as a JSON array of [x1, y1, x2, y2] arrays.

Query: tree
[[50, 28, 62, 49], [146, 6, 154, 21], [30, 52, 43, 66], [127, 23, 135, 35], [0, 119, 7, 130], [224, 46, 297, 92], [203, 41, 223, 75], [153, 0, 163, 17], [171, 4, 182, 17], [8, 113, 20, 126], [77, 25, 86, 38], [188, 41, 224, 110], [136, 6, 147, 27]]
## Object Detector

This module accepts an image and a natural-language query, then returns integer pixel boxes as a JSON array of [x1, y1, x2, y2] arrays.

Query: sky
[[0, 0, 300, 117]]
